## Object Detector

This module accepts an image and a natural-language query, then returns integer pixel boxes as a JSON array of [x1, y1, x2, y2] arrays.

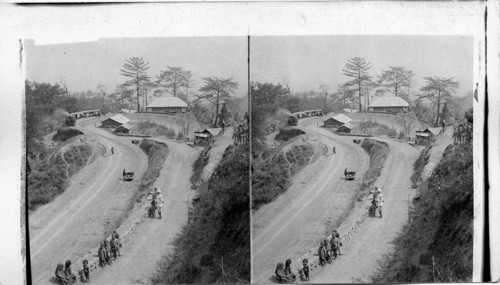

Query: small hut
[[337, 122, 354, 134], [114, 123, 133, 134], [323, 114, 352, 128], [101, 114, 130, 128]]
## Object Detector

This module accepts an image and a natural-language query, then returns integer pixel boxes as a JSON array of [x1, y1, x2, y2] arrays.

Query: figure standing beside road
[[333, 146, 336, 154], [375, 187, 384, 218], [155, 188, 164, 219]]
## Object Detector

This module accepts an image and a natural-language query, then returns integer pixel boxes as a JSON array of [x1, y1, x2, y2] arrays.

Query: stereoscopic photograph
[[250, 35, 476, 283], [25, 37, 250, 284]]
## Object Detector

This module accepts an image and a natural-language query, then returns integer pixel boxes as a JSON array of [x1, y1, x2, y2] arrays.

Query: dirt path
[[90, 140, 198, 284], [252, 118, 369, 283], [200, 127, 234, 181], [29, 118, 148, 284], [311, 137, 420, 283]]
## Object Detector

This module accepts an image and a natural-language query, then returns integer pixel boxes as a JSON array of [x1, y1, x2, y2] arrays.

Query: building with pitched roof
[[101, 114, 130, 128], [368, 96, 409, 113], [323, 114, 352, 128], [146, 96, 188, 114]]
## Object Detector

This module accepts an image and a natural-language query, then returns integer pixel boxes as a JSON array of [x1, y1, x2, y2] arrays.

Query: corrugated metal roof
[[368, 96, 409, 107], [195, 133, 210, 138], [332, 114, 352, 124], [147, 96, 188, 108], [206, 128, 222, 137], [110, 114, 130, 124], [339, 122, 354, 130], [117, 122, 133, 130], [424, 127, 442, 136]]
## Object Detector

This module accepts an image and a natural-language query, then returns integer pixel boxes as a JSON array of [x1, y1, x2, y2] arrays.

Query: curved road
[[252, 117, 369, 283], [311, 136, 419, 283], [29, 117, 148, 284]]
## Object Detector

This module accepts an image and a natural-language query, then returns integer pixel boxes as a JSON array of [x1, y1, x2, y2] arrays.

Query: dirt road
[[29, 118, 148, 284], [90, 140, 198, 284], [311, 137, 420, 283], [252, 117, 369, 283]]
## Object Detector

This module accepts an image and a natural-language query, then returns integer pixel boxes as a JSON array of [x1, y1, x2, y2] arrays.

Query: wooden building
[[337, 122, 354, 134], [146, 97, 188, 114], [368, 96, 409, 113], [101, 114, 130, 128], [323, 114, 352, 128]]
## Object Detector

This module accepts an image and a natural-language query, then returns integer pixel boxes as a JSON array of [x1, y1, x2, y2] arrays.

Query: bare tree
[[419, 76, 459, 126], [177, 112, 194, 137], [342, 57, 372, 111], [319, 83, 330, 112], [156, 66, 193, 98], [97, 83, 107, 111], [377, 66, 414, 97], [120, 57, 151, 111], [197, 77, 238, 127], [399, 112, 418, 138]]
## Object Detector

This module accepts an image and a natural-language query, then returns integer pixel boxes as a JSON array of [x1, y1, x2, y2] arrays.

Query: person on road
[[323, 239, 332, 263], [284, 259, 296, 282], [155, 189, 164, 219], [55, 263, 72, 285], [376, 188, 384, 218], [301, 259, 310, 281], [112, 230, 122, 256], [79, 259, 90, 283], [111, 147, 114, 154], [110, 235, 120, 260], [330, 234, 340, 259], [98, 242, 106, 267], [64, 260, 77, 283], [104, 240, 113, 265], [333, 146, 336, 154], [344, 168, 347, 177], [318, 241, 326, 266], [275, 262, 293, 283]]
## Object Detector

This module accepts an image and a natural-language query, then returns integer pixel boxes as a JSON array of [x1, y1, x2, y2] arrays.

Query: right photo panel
[[251, 35, 474, 283]]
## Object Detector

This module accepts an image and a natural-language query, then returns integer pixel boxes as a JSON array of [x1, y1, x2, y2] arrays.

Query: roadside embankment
[[252, 141, 314, 209], [356, 139, 390, 201], [373, 143, 473, 282], [27, 143, 92, 211], [153, 144, 250, 284]]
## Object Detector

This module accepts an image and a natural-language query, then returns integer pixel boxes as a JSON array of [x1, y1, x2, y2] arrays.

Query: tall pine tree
[[120, 57, 151, 111]]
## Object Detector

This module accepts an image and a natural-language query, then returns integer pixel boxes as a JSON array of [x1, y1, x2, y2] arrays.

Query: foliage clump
[[356, 139, 390, 201], [252, 144, 314, 209], [27, 144, 92, 211], [275, 128, 306, 141], [374, 144, 473, 282]]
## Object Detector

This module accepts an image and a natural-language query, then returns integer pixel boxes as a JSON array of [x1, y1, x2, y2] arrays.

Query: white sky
[[25, 37, 248, 97], [251, 35, 473, 97]]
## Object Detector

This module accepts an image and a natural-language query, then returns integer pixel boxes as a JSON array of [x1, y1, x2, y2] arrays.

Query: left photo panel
[[25, 37, 250, 284]]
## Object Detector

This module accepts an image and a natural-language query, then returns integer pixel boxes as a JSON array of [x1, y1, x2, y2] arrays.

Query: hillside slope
[[374, 143, 473, 282]]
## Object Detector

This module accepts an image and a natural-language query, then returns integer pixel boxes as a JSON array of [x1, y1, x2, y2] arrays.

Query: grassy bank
[[153, 144, 250, 283], [190, 146, 212, 186], [27, 144, 92, 211], [374, 144, 473, 282], [355, 119, 405, 139], [134, 139, 169, 203], [252, 143, 314, 209], [136, 120, 183, 139], [410, 144, 432, 187], [356, 139, 390, 201]]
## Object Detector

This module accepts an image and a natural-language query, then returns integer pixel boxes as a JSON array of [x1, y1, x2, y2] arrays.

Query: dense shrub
[[374, 144, 473, 282], [53, 127, 83, 141], [252, 143, 314, 209], [153, 144, 250, 283], [356, 119, 399, 137], [275, 128, 306, 141], [27, 144, 92, 211], [136, 120, 179, 138], [135, 139, 168, 202], [356, 139, 390, 201], [190, 146, 212, 186]]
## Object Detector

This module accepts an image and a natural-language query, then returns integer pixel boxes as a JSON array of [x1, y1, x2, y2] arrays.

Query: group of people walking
[[55, 230, 122, 284], [274, 230, 342, 283], [149, 187, 164, 219], [369, 187, 384, 218], [318, 230, 342, 267], [98, 231, 122, 268]]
